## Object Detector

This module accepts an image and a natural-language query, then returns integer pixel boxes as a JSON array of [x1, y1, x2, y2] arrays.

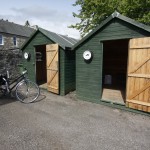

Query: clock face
[[83, 50, 92, 60], [24, 52, 29, 59]]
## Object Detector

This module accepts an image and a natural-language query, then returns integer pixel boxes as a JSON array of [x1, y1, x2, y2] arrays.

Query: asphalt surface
[[0, 90, 150, 150]]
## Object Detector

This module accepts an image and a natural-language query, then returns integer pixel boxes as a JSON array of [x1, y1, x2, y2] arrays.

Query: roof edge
[[72, 11, 150, 50], [21, 27, 72, 50], [72, 13, 114, 50], [21, 29, 39, 50], [38, 27, 72, 50], [38, 28, 65, 49], [117, 13, 150, 32]]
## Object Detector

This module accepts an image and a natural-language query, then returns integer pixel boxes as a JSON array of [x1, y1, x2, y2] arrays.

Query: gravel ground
[[0, 89, 150, 150]]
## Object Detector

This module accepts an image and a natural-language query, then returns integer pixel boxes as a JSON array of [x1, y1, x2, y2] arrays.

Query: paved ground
[[0, 90, 150, 150]]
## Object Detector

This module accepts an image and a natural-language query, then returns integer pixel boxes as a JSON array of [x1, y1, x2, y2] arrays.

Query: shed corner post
[[100, 41, 104, 100]]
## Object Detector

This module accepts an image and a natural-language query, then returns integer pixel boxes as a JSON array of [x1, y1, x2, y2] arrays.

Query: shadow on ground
[[33, 94, 46, 103], [0, 90, 46, 105], [0, 95, 17, 105]]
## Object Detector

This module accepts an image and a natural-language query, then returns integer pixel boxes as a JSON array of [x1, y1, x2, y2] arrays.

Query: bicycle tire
[[15, 79, 40, 103]]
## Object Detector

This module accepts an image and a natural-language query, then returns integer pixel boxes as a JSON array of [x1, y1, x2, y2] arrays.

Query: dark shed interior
[[102, 39, 129, 104], [35, 45, 47, 85]]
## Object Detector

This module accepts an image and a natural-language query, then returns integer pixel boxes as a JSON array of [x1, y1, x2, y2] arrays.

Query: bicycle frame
[[9, 74, 27, 91], [0, 69, 40, 103], [0, 71, 27, 94]]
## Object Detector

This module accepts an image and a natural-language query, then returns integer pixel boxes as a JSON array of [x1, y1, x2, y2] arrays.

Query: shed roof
[[72, 11, 150, 50], [22, 27, 78, 50], [0, 19, 35, 37]]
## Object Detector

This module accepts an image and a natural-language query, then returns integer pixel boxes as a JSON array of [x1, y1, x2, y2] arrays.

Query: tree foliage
[[70, 0, 150, 37]]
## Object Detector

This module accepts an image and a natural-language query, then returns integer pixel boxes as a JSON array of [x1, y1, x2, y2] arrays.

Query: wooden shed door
[[126, 37, 150, 112], [46, 44, 59, 94]]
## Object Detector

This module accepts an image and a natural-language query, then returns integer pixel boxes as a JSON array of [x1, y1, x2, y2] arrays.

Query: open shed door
[[46, 44, 59, 94], [126, 37, 150, 112]]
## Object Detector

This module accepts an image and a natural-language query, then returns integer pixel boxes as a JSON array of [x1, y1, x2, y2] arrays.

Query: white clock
[[83, 50, 92, 60], [24, 52, 30, 60]]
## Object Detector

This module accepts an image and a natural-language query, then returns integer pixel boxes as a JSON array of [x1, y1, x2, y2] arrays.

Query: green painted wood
[[73, 12, 150, 50], [59, 49, 76, 95], [76, 18, 150, 103], [22, 31, 52, 83], [22, 31, 75, 96], [64, 50, 75, 94], [59, 48, 65, 96]]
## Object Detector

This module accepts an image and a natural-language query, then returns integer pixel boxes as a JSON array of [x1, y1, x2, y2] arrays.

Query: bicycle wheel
[[16, 80, 40, 103]]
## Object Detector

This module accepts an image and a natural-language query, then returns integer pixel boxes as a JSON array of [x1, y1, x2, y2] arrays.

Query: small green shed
[[21, 27, 78, 95], [73, 12, 150, 112]]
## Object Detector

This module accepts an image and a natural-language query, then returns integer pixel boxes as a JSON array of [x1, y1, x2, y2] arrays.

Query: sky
[[0, 0, 81, 39]]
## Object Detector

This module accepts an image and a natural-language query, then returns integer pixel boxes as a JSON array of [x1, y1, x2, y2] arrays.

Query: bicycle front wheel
[[16, 80, 40, 103]]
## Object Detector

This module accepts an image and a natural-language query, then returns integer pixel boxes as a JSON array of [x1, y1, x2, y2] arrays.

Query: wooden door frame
[[125, 39, 131, 103], [34, 44, 47, 84], [34, 46, 37, 83]]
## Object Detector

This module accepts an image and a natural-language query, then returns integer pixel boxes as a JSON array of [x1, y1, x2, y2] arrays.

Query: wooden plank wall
[[59, 49, 76, 95], [22, 31, 75, 96], [46, 44, 59, 94], [64, 50, 76, 94], [22, 32, 52, 82], [76, 18, 150, 102]]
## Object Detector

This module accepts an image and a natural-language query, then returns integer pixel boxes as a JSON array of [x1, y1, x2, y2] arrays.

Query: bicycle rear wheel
[[16, 80, 40, 103]]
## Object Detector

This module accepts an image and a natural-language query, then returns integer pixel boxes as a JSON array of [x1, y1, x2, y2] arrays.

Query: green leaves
[[70, 0, 150, 37]]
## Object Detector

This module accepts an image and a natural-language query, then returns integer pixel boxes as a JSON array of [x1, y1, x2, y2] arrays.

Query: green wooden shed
[[73, 12, 150, 112], [21, 27, 78, 95]]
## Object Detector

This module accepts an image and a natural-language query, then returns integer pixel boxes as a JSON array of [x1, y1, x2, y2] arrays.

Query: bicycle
[[0, 68, 40, 103]]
